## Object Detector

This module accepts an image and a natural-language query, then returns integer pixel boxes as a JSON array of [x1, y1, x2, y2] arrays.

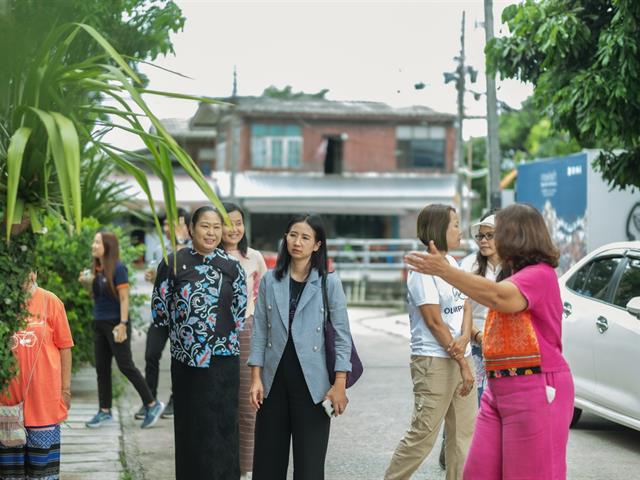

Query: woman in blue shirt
[[82, 231, 163, 429], [152, 205, 247, 480]]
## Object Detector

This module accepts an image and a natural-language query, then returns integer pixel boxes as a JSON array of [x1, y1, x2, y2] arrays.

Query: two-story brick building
[[124, 96, 467, 252]]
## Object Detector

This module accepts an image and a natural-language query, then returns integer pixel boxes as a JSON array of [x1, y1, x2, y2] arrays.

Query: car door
[[593, 254, 640, 420], [562, 255, 624, 405]]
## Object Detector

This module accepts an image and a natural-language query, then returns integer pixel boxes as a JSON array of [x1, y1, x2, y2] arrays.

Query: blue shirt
[[93, 261, 128, 321]]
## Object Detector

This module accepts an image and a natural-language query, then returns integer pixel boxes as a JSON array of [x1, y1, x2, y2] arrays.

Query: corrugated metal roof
[[158, 118, 216, 139], [226, 97, 455, 122]]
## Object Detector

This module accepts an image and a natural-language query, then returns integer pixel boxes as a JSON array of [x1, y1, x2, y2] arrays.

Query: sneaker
[[161, 396, 174, 419], [141, 401, 164, 429], [134, 405, 146, 420], [85, 410, 113, 428]]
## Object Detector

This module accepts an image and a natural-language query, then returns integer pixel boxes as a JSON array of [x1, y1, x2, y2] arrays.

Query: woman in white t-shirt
[[385, 204, 476, 480], [221, 202, 268, 480]]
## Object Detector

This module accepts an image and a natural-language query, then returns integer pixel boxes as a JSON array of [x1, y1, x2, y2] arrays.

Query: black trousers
[[93, 319, 154, 409], [144, 323, 171, 399], [172, 357, 240, 480], [253, 339, 331, 480]]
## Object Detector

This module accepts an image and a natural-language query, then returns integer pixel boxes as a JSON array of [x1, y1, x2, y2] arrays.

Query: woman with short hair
[[406, 203, 574, 480], [385, 204, 476, 480]]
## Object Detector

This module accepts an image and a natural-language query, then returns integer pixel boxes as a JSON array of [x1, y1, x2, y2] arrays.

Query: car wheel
[[570, 407, 582, 428]]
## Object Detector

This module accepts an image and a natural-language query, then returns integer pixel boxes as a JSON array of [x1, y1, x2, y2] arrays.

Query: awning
[[118, 171, 470, 215]]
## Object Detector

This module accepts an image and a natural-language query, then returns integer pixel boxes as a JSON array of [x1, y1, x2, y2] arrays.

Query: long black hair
[[221, 202, 248, 257], [274, 214, 328, 281]]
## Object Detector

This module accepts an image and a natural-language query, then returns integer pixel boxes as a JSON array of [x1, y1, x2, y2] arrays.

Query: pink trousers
[[463, 370, 574, 480]]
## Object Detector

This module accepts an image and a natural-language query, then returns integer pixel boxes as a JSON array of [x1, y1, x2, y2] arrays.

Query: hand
[[176, 219, 190, 245], [144, 268, 157, 283], [78, 269, 94, 285], [325, 384, 349, 416], [458, 362, 474, 397], [249, 378, 264, 411], [447, 335, 469, 359], [113, 323, 127, 343], [62, 390, 71, 409], [404, 241, 449, 276]]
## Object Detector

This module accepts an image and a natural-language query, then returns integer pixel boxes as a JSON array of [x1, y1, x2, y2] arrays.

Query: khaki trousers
[[385, 355, 477, 480]]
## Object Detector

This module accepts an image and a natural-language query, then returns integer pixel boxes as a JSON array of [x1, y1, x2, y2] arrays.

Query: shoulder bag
[[322, 274, 363, 388]]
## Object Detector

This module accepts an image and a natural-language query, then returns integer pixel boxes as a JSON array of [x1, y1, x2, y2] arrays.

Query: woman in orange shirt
[[0, 271, 74, 480]]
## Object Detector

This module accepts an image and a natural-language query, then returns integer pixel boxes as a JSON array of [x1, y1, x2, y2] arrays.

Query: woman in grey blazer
[[248, 213, 353, 480]]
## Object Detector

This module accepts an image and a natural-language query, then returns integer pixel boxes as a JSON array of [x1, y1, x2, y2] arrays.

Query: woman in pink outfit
[[405, 203, 574, 480]]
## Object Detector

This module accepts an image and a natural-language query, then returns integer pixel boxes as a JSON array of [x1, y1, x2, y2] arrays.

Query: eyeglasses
[[474, 232, 495, 242]]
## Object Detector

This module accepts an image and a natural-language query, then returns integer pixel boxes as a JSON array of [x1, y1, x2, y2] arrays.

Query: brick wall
[[301, 122, 397, 173], [234, 117, 455, 174]]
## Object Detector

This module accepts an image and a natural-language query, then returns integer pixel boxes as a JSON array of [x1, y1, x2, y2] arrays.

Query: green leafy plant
[[0, 17, 226, 247], [486, 0, 640, 190], [0, 4, 227, 388], [80, 154, 132, 224]]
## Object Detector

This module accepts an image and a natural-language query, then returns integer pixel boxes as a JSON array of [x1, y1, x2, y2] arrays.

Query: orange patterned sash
[[483, 309, 541, 372]]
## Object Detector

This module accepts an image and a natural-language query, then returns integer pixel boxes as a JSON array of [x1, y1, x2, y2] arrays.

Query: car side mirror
[[626, 297, 640, 319]]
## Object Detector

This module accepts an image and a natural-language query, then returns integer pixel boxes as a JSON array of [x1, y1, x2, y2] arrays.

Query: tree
[[1, 0, 184, 74], [499, 98, 581, 162], [467, 96, 581, 215], [486, 0, 640, 190], [0, 3, 224, 388]]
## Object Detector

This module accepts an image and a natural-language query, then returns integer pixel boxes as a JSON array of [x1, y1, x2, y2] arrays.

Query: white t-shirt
[[407, 254, 470, 358], [459, 253, 501, 331]]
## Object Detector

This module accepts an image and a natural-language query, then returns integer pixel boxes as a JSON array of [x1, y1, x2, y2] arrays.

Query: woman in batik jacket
[[151, 205, 247, 480]]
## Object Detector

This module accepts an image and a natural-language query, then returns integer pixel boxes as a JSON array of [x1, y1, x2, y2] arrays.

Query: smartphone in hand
[[322, 399, 334, 417]]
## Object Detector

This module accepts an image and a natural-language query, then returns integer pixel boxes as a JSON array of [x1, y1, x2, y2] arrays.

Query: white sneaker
[[240, 472, 253, 480]]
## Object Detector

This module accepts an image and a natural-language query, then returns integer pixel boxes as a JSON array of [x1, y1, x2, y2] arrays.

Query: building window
[[396, 125, 446, 169], [198, 147, 216, 161], [251, 124, 302, 168]]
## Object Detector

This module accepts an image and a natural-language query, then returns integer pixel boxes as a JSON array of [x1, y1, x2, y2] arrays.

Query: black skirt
[[171, 356, 240, 480]]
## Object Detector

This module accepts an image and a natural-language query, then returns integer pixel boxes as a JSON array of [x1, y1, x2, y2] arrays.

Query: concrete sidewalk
[[115, 306, 408, 479], [61, 368, 123, 479]]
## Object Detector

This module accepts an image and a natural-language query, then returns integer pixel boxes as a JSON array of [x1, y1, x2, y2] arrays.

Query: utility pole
[[455, 11, 467, 229], [484, 0, 502, 210], [229, 67, 239, 203]]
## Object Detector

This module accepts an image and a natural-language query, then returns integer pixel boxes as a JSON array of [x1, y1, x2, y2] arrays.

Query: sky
[[108, 0, 532, 149]]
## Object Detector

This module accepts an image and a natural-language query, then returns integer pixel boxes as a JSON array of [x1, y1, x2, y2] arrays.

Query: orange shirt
[[0, 288, 74, 427]]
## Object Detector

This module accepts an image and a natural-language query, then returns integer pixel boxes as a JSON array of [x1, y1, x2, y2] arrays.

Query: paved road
[[345, 310, 640, 479], [115, 301, 640, 479]]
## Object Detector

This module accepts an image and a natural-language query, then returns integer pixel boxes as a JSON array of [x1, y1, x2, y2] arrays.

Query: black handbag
[[322, 274, 363, 388]]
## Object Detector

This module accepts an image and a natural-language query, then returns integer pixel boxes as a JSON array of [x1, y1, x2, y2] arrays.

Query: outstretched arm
[[405, 241, 528, 313]]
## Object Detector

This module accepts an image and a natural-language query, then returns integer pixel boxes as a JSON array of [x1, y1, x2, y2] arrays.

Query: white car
[[559, 241, 640, 431]]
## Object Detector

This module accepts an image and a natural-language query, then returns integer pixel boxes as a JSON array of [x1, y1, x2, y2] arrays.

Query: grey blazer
[[248, 268, 352, 404]]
